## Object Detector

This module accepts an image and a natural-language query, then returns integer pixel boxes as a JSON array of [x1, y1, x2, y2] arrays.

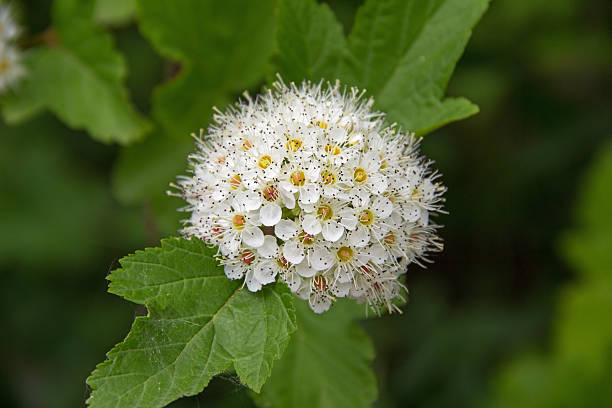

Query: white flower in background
[[174, 78, 446, 314], [0, 3, 20, 41], [0, 3, 24, 93]]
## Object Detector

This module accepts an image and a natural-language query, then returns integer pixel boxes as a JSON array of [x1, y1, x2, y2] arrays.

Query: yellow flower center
[[232, 214, 246, 230], [290, 171, 306, 186], [286, 138, 302, 152], [262, 185, 279, 202], [359, 209, 374, 226], [354, 167, 367, 183], [229, 174, 241, 190], [316, 121, 328, 129], [258, 155, 272, 169], [324, 144, 341, 155], [277, 256, 289, 269], [337, 246, 354, 262], [384, 233, 396, 245], [299, 231, 316, 246], [321, 170, 336, 185], [380, 155, 387, 169], [317, 204, 333, 221], [242, 139, 253, 150]]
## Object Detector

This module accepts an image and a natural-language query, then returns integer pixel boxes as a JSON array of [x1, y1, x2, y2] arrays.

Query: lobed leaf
[[276, 0, 346, 83], [86, 237, 296, 408], [1, 0, 149, 144], [138, 0, 277, 138], [343, 0, 489, 134], [275, 0, 489, 135]]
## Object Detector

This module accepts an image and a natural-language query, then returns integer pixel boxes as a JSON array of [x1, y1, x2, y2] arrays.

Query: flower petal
[[371, 195, 393, 218], [283, 240, 305, 264], [322, 220, 344, 242], [299, 183, 320, 205], [281, 271, 302, 292], [245, 270, 262, 292], [242, 226, 264, 248], [257, 235, 278, 258], [295, 260, 316, 277], [237, 190, 262, 211], [310, 247, 335, 271], [260, 203, 282, 226], [403, 203, 421, 222], [224, 264, 244, 280], [302, 214, 322, 235], [348, 226, 370, 248], [309, 292, 332, 314], [254, 262, 278, 285], [338, 208, 358, 231], [368, 173, 388, 194], [275, 219, 298, 241]]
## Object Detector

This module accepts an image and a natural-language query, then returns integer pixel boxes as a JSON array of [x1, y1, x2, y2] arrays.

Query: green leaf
[[94, 0, 138, 25], [86, 237, 297, 408], [138, 0, 277, 138], [276, 0, 346, 82], [255, 300, 377, 408], [275, 0, 488, 134], [1, 0, 149, 144], [343, 0, 489, 134]]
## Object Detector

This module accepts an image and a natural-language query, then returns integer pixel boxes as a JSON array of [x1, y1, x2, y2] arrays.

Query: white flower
[[0, 4, 20, 42], [0, 4, 24, 94], [174, 77, 446, 314]]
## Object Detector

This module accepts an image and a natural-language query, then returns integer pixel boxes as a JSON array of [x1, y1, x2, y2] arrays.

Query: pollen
[[232, 214, 246, 230], [242, 139, 253, 150], [337, 246, 354, 262], [258, 155, 272, 169], [384, 233, 396, 245], [324, 144, 341, 155], [290, 170, 306, 186], [229, 174, 241, 189], [262, 185, 279, 202], [354, 167, 367, 183], [321, 170, 336, 185], [359, 209, 374, 226], [286, 138, 302, 152], [299, 231, 316, 245], [317, 204, 333, 221]]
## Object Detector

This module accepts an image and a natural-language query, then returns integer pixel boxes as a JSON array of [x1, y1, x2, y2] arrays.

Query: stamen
[[232, 214, 246, 230], [290, 170, 306, 186], [337, 246, 354, 262], [258, 155, 272, 169], [354, 167, 367, 183], [359, 209, 374, 226]]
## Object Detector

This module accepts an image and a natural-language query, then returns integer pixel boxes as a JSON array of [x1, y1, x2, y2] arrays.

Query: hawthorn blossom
[[174, 78, 446, 314]]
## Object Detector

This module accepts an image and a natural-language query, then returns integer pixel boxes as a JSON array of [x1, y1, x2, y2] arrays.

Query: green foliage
[[275, 0, 489, 134], [94, 0, 138, 25], [138, 0, 277, 138], [255, 300, 377, 408], [1, 0, 149, 144], [490, 144, 612, 408], [276, 0, 346, 83], [86, 238, 297, 408]]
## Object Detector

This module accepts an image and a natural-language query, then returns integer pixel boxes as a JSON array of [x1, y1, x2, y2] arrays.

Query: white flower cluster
[[0, 3, 24, 93], [175, 79, 445, 314]]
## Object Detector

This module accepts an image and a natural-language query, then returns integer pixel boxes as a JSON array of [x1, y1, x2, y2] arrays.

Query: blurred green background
[[1, 0, 611, 407]]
